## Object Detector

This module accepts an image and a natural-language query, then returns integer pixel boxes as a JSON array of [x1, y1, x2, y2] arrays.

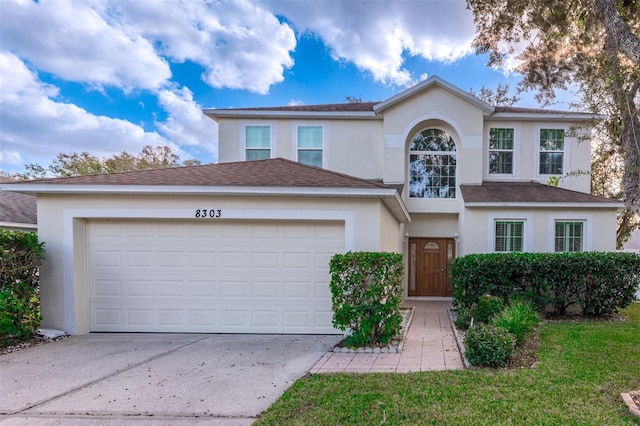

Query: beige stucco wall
[[217, 117, 384, 179], [36, 194, 402, 334], [460, 207, 618, 255], [483, 120, 591, 193]]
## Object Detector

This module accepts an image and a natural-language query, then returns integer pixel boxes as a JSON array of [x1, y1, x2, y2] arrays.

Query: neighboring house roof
[[204, 75, 599, 122], [0, 177, 37, 229], [0, 158, 410, 222], [460, 181, 623, 208]]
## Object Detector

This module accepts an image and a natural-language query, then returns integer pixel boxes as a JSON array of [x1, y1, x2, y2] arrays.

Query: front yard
[[255, 303, 640, 425]]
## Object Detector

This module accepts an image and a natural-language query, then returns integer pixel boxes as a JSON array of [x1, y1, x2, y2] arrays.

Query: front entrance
[[408, 237, 455, 297]]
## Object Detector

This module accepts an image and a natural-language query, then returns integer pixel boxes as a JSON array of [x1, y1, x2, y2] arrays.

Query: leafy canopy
[[10, 145, 201, 179]]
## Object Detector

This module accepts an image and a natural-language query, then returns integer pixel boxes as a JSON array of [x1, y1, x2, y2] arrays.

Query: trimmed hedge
[[0, 230, 45, 345], [329, 252, 404, 347], [451, 252, 640, 315]]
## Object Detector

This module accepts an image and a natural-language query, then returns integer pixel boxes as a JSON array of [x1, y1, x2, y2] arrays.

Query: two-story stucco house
[[1, 76, 622, 335]]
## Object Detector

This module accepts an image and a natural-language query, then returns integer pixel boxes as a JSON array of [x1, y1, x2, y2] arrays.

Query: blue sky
[[0, 0, 580, 175]]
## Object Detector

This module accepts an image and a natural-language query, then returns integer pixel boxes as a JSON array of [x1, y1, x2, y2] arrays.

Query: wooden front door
[[408, 237, 455, 297]]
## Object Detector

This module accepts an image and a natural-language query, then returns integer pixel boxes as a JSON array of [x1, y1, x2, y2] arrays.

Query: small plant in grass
[[491, 300, 541, 346], [475, 294, 505, 324], [465, 323, 516, 368]]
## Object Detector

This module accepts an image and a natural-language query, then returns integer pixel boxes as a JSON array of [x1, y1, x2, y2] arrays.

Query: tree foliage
[[13, 145, 200, 179], [469, 83, 520, 107], [466, 0, 640, 216]]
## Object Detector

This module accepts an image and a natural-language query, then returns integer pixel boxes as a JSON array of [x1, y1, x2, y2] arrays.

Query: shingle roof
[[0, 178, 37, 225], [4, 158, 392, 190], [460, 181, 621, 205], [233, 102, 378, 112]]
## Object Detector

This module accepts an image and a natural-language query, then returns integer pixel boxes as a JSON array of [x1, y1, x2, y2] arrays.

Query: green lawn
[[256, 303, 640, 425]]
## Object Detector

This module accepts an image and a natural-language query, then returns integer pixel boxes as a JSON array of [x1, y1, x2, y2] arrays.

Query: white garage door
[[88, 219, 344, 334]]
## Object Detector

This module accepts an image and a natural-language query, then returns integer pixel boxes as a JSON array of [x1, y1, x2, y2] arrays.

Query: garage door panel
[[89, 220, 344, 333]]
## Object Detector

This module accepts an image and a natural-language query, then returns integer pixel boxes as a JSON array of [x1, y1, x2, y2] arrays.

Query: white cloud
[[100, 0, 297, 94], [0, 0, 171, 91], [0, 0, 297, 94], [155, 86, 219, 161], [0, 52, 170, 171], [264, 0, 475, 86]]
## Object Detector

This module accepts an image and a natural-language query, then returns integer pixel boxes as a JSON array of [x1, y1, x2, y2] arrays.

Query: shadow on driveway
[[0, 333, 341, 425]]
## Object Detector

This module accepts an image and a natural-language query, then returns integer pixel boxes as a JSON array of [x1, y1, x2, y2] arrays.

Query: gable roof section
[[0, 177, 37, 228], [373, 75, 494, 114], [0, 158, 410, 223], [460, 181, 623, 208], [204, 76, 594, 122]]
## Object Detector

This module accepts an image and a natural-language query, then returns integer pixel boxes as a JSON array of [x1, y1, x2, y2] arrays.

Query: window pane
[[489, 152, 513, 174], [555, 221, 583, 252], [410, 129, 456, 152], [298, 150, 322, 167], [495, 221, 523, 252], [246, 149, 270, 161], [489, 128, 514, 150], [246, 126, 270, 148], [539, 152, 563, 174], [540, 129, 564, 151], [409, 153, 456, 198], [298, 126, 322, 149]]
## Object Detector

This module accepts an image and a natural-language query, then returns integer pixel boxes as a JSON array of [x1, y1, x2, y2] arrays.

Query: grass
[[255, 302, 640, 425]]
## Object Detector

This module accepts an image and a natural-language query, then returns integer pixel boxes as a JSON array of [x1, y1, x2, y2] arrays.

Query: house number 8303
[[195, 209, 222, 218]]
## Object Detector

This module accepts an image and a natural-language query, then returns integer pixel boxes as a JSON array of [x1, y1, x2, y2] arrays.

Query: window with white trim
[[539, 129, 564, 175], [489, 128, 514, 174], [495, 220, 524, 252], [409, 128, 457, 198], [297, 126, 323, 167], [555, 221, 583, 252], [245, 125, 271, 160]]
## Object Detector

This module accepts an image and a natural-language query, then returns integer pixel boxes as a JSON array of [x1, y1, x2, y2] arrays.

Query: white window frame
[[536, 126, 570, 178], [293, 124, 326, 168], [488, 213, 533, 252], [241, 123, 276, 161], [487, 126, 517, 177], [548, 214, 592, 252]]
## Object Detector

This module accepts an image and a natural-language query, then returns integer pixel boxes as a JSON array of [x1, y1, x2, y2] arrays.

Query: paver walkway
[[310, 300, 464, 373]]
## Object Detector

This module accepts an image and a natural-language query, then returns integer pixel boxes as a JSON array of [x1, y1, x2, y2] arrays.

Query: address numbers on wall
[[194, 209, 222, 218]]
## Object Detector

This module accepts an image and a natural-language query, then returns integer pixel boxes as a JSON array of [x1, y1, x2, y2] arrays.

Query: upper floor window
[[409, 128, 457, 198], [297, 126, 323, 167], [245, 125, 271, 161], [539, 129, 564, 175], [489, 128, 514, 174], [495, 220, 524, 252], [555, 221, 583, 252]]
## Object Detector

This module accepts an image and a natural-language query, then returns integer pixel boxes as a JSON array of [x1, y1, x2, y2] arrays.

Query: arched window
[[409, 128, 457, 198]]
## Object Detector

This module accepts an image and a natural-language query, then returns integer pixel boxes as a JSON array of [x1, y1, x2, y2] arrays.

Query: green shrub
[[329, 251, 404, 347], [491, 300, 541, 346], [475, 294, 505, 323], [0, 230, 45, 345], [465, 323, 516, 368], [454, 305, 473, 330], [451, 252, 640, 315]]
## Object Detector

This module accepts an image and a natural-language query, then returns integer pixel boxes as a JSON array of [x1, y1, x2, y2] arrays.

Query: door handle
[[441, 265, 444, 272]]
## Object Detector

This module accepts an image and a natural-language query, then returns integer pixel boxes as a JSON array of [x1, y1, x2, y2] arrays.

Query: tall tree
[[466, 0, 640, 216], [14, 145, 200, 179]]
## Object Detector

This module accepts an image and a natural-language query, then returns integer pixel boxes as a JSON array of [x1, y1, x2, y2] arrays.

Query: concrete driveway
[[0, 333, 341, 425]]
